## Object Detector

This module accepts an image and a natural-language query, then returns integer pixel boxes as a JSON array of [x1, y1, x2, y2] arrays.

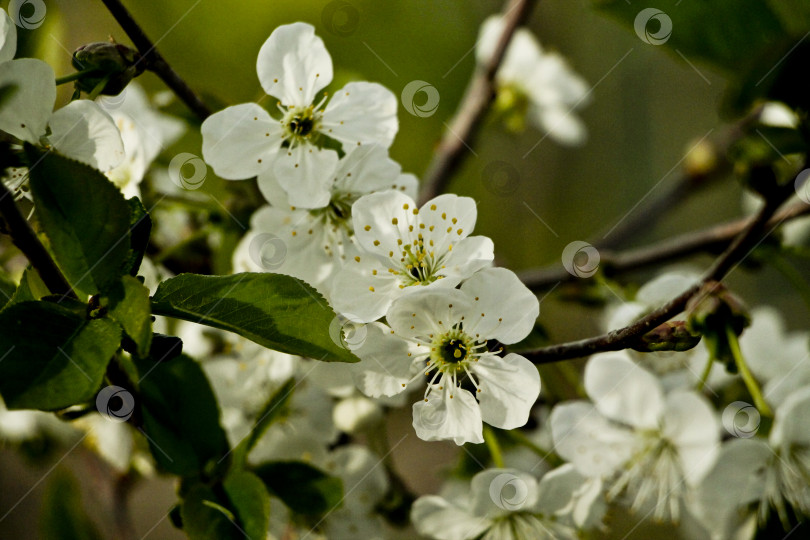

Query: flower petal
[[273, 145, 338, 209], [48, 100, 125, 171], [352, 190, 418, 259], [351, 322, 422, 398], [413, 385, 483, 445], [333, 144, 401, 194], [256, 22, 332, 106], [771, 385, 810, 448], [472, 353, 540, 430], [459, 268, 537, 344], [411, 496, 490, 540], [0, 9, 17, 63], [0, 58, 55, 142], [331, 256, 401, 323], [201, 103, 281, 179], [549, 401, 637, 478], [584, 352, 664, 429], [662, 390, 720, 485], [420, 194, 478, 253], [322, 81, 398, 148], [470, 468, 539, 517], [386, 287, 470, 340]]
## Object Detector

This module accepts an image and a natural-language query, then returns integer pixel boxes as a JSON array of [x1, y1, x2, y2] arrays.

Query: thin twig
[[418, 0, 537, 204], [519, 201, 810, 290], [100, 0, 212, 121], [522, 173, 807, 363], [0, 183, 77, 299]]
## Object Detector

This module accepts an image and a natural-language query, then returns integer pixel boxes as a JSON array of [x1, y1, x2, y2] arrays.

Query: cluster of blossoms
[[5, 7, 810, 540]]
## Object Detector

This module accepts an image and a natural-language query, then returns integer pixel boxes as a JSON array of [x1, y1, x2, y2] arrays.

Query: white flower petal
[[333, 144, 401, 193], [273, 145, 338, 209], [771, 385, 810, 448], [459, 267, 537, 344], [48, 100, 125, 171], [201, 103, 281, 179], [413, 385, 484, 445], [0, 58, 55, 142], [256, 167, 290, 207], [584, 353, 664, 429], [470, 468, 539, 518], [394, 172, 420, 200], [411, 495, 490, 540], [531, 105, 587, 146], [256, 22, 332, 106], [0, 8, 16, 63], [332, 257, 401, 323], [473, 353, 539, 430], [549, 401, 637, 477], [323, 81, 398, 148], [662, 390, 720, 485], [420, 194, 478, 253], [441, 235, 494, 280], [352, 190, 418, 259], [351, 322, 421, 397], [386, 287, 469, 340]]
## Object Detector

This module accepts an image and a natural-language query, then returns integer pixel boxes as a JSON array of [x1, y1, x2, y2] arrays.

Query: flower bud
[[71, 42, 145, 96], [631, 320, 701, 353]]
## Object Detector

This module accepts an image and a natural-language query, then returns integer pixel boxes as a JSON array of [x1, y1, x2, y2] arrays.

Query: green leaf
[[180, 484, 244, 540], [40, 469, 102, 540], [232, 378, 295, 467], [151, 273, 358, 363], [222, 471, 271, 540], [136, 354, 229, 476], [106, 275, 152, 357], [5, 267, 50, 308], [254, 461, 343, 515], [26, 146, 132, 296], [0, 301, 120, 410], [593, 0, 785, 71], [123, 197, 152, 277]]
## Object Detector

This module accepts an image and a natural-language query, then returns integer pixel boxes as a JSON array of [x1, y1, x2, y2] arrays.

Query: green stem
[[483, 426, 505, 468], [770, 250, 810, 313], [696, 353, 713, 392], [86, 75, 111, 101], [55, 68, 101, 85], [727, 325, 773, 418]]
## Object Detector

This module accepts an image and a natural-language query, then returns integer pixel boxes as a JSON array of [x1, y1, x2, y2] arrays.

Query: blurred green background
[[2, 0, 807, 538]]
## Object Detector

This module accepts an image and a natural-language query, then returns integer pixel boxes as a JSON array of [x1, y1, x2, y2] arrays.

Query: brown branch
[[0, 183, 77, 299], [519, 201, 810, 291], [522, 175, 807, 364], [100, 0, 212, 121], [418, 0, 537, 204]]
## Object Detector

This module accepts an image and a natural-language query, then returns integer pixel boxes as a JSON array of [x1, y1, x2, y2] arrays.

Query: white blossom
[[332, 191, 494, 322], [351, 268, 540, 445], [201, 22, 397, 208], [476, 15, 589, 145], [550, 352, 720, 522]]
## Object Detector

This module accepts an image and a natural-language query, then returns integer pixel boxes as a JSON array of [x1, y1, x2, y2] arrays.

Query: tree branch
[[522, 175, 808, 363], [0, 183, 77, 299], [519, 201, 810, 290], [418, 0, 537, 204], [100, 0, 212, 121]]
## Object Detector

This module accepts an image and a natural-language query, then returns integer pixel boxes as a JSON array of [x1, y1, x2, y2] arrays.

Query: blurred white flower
[[696, 386, 810, 538], [351, 268, 540, 445], [550, 352, 720, 522], [99, 83, 185, 198], [331, 191, 494, 322], [201, 22, 398, 208], [412, 466, 596, 540], [232, 145, 417, 290], [476, 15, 590, 145]]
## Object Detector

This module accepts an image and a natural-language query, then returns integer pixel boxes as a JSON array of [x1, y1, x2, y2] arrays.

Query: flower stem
[[726, 325, 773, 418], [86, 75, 112, 101], [483, 426, 505, 468], [696, 353, 713, 392], [55, 68, 101, 85]]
